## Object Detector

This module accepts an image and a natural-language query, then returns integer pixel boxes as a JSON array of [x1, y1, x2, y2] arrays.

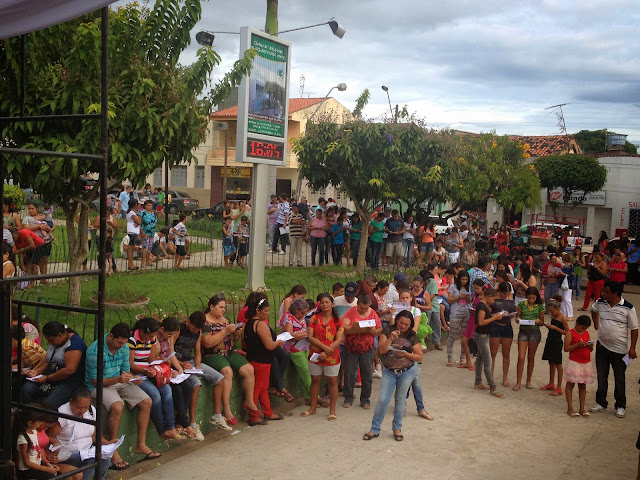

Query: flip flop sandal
[[568, 412, 580, 418], [489, 390, 505, 399], [138, 451, 161, 463], [474, 384, 490, 391], [363, 432, 379, 441], [393, 432, 404, 441], [300, 410, 316, 417], [281, 389, 294, 402], [446, 362, 453, 367], [265, 415, 284, 421], [580, 412, 590, 417], [328, 414, 337, 421], [109, 461, 130, 471]]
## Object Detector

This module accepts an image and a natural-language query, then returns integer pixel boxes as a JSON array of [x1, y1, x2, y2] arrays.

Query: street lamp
[[381, 85, 397, 123], [307, 83, 347, 122], [195, 18, 346, 46]]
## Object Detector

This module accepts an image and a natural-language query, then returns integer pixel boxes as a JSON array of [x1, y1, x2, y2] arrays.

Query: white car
[[428, 216, 455, 235]]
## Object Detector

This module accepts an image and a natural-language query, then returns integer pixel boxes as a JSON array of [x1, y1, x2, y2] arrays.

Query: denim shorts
[[490, 323, 514, 339], [419, 242, 434, 253], [517, 328, 541, 343]]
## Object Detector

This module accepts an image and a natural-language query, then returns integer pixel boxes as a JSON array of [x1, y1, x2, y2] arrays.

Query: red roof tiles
[[211, 98, 325, 118], [508, 135, 581, 157]]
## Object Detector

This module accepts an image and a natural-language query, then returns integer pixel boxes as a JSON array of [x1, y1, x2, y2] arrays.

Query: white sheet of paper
[[309, 353, 321, 363], [26, 375, 45, 382], [149, 352, 175, 365], [79, 435, 125, 461], [623, 353, 632, 366], [128, 376, 145, 383], [518, 319, 536, 326], [279, 226, 290, 235], [184, 368, 204, 375], [387, 345, 402, 352], [586, 340, 596, 345], [437, 298, 444, 304], [358, 319, 377, 328], [391, 302, 411, 319], [170, 373, 191, 384], [276, 332, 294, 342], [48, 444, 63, 452]]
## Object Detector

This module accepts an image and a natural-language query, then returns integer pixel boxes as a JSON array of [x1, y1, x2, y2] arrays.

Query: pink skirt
[[462, 314, 477, 339], [565, 359, 594, 385]]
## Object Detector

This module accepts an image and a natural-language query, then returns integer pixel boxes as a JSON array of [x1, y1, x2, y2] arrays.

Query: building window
[[195, 166, 205, 189], [171, 166, 187, 188], [153, 167, 162, 186]]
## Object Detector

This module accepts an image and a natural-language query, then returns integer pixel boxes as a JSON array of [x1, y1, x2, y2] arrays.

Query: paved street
[[125, 292, 640, 480]]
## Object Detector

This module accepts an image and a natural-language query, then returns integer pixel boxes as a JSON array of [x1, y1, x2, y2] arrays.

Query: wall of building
[[521, 155, 640, 238]]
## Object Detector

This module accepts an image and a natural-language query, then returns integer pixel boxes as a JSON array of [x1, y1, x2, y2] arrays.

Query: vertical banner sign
[[236, 27, 291, 166]]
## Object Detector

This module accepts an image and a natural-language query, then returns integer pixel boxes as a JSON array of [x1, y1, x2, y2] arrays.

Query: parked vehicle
[[429, 216, 455, 235], [194, 201, 226, 219], [167, 190, 199, 214]]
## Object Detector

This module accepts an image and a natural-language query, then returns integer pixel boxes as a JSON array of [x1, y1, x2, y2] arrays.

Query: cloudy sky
[[124, 0, 640, 143]]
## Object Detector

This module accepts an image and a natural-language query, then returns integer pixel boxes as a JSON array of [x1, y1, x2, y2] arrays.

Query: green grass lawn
[[16, 265, 399, 344]]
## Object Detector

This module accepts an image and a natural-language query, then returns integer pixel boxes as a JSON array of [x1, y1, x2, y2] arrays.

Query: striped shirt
[[127, 330, 157, 367], [288, 213, 306, 237], [21, 339, 46, 367], [593, 297, 638, 354], [276, 201, 290, 225], [85, 335, 130, 391]]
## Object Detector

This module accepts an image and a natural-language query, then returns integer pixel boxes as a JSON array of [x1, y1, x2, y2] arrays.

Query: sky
[[122, 0, 640, 143]]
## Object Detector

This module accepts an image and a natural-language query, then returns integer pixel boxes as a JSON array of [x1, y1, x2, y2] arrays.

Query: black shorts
[[17, 468, 55, 480], [238, 243, 249, 257], [25, 244, 48, 265], [127, 233, 140, 245], [176, 245, 186, 257]]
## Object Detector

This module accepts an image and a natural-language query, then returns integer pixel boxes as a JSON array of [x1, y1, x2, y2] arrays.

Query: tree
[[574, 129, 638, 155], [0, 1, 255, 305], [535, 154, 607, 216], [391, 131, 541, 220], [293, 120, 442, 271]]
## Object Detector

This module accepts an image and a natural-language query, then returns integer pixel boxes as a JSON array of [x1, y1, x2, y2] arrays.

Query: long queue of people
[[9, 259, 639, 478]]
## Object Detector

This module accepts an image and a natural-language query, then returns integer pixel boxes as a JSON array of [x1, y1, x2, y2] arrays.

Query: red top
[[609, 260, 627, 283], [16, 229, 45, 249], [342, 307, 381, 354], [308, 313, 343, 366], [568, 328, 591, 364]]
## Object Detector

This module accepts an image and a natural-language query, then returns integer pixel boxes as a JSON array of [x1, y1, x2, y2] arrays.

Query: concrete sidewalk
[[126, 293, 640, 480]]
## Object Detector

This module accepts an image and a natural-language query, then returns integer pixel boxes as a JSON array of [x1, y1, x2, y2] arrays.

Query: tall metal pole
[[164, 160, 169, 227], [223, 130, 228, 201]]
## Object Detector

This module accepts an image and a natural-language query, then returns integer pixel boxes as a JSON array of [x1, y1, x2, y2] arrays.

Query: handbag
[[560, 276, 569, 290], [149, 363, 171, 388]]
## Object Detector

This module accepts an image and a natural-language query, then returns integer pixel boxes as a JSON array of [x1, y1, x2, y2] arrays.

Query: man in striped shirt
[[85, 322, 159, 468], [591, 280, 638, 419], [288, 203, 306, 267], [271, 193, 290, 255]]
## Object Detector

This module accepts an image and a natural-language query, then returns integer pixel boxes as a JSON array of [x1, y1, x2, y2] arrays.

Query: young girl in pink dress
[[564, 315, 595, 417]]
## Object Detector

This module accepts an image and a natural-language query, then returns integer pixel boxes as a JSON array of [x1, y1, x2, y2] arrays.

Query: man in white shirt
[[334, 282, 359, 317], [591, 280, 638, 418]]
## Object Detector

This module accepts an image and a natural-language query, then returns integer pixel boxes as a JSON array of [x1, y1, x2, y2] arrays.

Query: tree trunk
[[265, 0, 278, 34], [356, 210, 371, 272], [65, 204, 89, 307]]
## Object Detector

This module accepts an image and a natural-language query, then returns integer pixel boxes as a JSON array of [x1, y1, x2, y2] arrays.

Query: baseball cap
[[393, 272, 408, 282], [345, 282, 358, 296]]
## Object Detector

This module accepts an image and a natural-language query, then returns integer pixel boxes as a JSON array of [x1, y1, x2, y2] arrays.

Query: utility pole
[[546, 102, 573, 151]]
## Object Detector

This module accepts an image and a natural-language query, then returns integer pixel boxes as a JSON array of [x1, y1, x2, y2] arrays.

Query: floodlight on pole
[[196, 18, 345, 46], [308, 83, 347, 122], [381, 85, 395, 123]]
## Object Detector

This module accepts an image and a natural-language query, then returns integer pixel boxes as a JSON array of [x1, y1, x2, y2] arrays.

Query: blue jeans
[[64, 451, 110, 480], [574, 275, 582, 298], [269, 346, 290, 391], [350, 238, 361, 265], [406, 364, 425, 411], [544, 282, 560, 302], [370, 241, 382, 270], [403, 239, 414, 267], [369, 364, 417, 435], [310, 236, 325, 266], [428, 310, 441, 346], [21, 377, 84, 409], [139, 378, 176, 435]]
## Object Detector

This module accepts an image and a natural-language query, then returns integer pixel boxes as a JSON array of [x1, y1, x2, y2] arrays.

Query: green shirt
[[350, 221, 362, 240], [369, 219, 384, 243], [518, 301, 545, 331], [427, 278, 439, 311], [157, 192, 165, 204]]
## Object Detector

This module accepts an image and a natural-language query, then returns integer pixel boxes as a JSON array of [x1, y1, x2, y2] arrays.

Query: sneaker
[[209, 414, 232, 431], [278, 251, 286, 255], [590, 403, 606, 413], [615, 407, 625, 418], [267, 249, 273, 253], [372, 365, 382, 378], [192, 424, 204, 441]]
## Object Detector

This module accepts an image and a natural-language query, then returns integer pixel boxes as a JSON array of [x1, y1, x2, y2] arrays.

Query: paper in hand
[[184, 368, 204, 375], [309, 353, 321, 363], [170, 373, 191, 384], [149, 352, 176, 365], [358, 319, 377, 328], [26, 375, 45, 382], [276, 332, 294, 342], [79, 435, 125, 461], [623, 353, 632, 366]]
